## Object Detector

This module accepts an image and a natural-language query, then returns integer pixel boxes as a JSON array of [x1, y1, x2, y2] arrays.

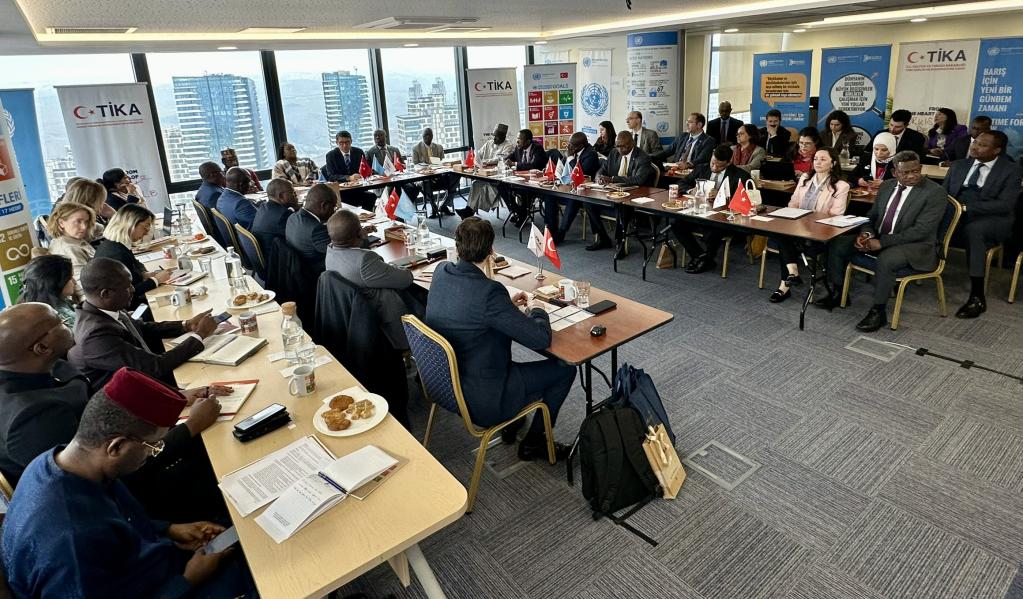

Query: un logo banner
[[581, 83, 609, 117]]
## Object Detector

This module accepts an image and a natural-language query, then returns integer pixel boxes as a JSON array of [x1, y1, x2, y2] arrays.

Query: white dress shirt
[[99, 307, 203, 346], [963, 158, 995, 188], [884, 183, 914, 232]]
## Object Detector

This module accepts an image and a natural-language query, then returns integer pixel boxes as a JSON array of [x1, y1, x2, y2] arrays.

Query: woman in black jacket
[[100, 168, 145, 211], [593, 121, 616, 157], [93, 204, 171, 309]]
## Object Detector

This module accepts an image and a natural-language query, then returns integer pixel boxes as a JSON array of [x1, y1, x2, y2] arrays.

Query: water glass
[[576, 281, 591, 308], [404, 229, 418, 254], [297, 342, 317, 365], [445, 246, 458, 262], [199, 257, 212, 273]]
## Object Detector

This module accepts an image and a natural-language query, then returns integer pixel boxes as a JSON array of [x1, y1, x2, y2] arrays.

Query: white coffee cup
[[288, 365, 316, 396], [169, 288, 191, 307], [558, 278, 578, 301], [751, 169, 761, 181]]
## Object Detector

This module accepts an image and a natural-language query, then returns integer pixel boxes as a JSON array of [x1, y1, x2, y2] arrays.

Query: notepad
[[816, 215, 870, 227], [496, 265, 531, 279], [176, 380, 257, 423], [768, 207, 812, 219], [170, 333, 268, 366], [631, 197, 655, 204]]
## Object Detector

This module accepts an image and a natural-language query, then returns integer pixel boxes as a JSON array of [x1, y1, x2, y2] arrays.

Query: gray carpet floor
[[334, 205, 1023, 599]]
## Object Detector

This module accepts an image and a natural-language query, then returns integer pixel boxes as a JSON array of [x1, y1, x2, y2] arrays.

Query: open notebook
[[254, 445, 401, 543], [169, 333, 267, 366]]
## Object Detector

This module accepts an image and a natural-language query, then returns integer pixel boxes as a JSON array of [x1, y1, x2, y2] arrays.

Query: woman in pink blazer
[[769, 148, 850, 303]]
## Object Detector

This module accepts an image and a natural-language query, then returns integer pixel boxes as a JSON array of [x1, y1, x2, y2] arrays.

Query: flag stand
[[535, 258, 546, 280]]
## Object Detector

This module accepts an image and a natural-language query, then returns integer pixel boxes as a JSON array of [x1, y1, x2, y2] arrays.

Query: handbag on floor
[[642, 425, 686, 499], [655, 241, 677, 269]]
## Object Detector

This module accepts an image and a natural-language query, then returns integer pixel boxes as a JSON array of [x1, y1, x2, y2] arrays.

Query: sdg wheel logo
[[580, 83, 609, 117]]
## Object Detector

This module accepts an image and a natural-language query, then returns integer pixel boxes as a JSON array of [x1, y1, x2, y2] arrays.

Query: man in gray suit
[[943, 130, 1022, 318], [818, 151, 947, 331], [324, 210, 422, 349], [625, 110, 663, 156], [285, 183, 338, 273], [584, 131, 655, 257]]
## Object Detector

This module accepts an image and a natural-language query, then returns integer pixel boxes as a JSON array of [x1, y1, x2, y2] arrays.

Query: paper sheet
[[137, 251, 166, 262], [218, 436, 336, 517], [177, 380, 257, 423], [551, 319, 575, 331], [279, 355, 331, 377], [631, 197, 655, 204], [496, 265, 531, 279], [751, 215, 774, 222]]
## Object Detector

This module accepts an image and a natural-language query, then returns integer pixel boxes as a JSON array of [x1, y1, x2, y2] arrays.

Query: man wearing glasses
[[816, 151, 946, 332], [2, 367, 257, 598]]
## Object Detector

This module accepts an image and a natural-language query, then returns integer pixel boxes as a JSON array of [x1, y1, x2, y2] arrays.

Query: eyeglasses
[[131, 438, 165, 457]]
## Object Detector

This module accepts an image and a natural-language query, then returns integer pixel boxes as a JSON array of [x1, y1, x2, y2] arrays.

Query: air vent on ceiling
[[46, 26, 138, 35], [356, 17, 480, 30], [238, 27, 307, 34], [428, 26, 492, 33]]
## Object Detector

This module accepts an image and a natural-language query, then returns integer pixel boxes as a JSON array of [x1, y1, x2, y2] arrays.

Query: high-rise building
[[44, 147, 77, 202], [395, 77, 461, 153], [162, 127, 192, 181], [172, 74, 269, 175], [322, 70, 373, 148]]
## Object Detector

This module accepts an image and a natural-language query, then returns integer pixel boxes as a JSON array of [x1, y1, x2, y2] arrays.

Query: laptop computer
[[760, 160, 796, 182]]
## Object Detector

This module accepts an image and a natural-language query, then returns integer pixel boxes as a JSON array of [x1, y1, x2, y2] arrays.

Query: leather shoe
[[955, 296, 986, 319], [586, 239, 613, 251], [500, 418, 525, 444], [518, 440, 572, 462], [438, 205, 455, 216], [769, 288, 791, 303], [684, 255, 716, 274], [784, 274, 804, 287], [814, 289, 842, 310], [855, 308, 887, 332]]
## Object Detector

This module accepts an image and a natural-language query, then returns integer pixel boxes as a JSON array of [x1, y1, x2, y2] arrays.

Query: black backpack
[[579, 406, 660, 522]]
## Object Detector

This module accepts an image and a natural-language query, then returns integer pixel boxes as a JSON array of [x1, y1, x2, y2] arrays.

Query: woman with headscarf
[[850, 132, 898, 189], [99, 168, 145, 211]]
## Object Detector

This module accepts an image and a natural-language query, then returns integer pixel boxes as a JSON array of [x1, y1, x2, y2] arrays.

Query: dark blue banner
[[973, 38, 1023, 160], [0, 90, 50, 218], [818, 46, 891, 147], [752, 51, 812, 128]]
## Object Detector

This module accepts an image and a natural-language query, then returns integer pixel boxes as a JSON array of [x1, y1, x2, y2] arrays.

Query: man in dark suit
[[625, 110, 664, 155], [215, 167, 256, 230], [707, 101, 744, 146], [654, 112, 714, 169], [68, 258, 218, 388], [541, 132, 602, 243], [943, 130, 1023, 318], [818, 151, 947, 331], [759, 108, 792, 157], [502, 129, 549, 225], [251, 178, 298, 254], [425, 218, 575, 460], [285, 183, 338, 273], [880, 109, 927, 161], [670, 144, 751, 274], [585, 131, 655, 256], [322, 130, 376, 211], [943, 115, 991, 163], [220, 147, 262, 192], [194, 162, 225, 211], [325, 210, 420, 350]]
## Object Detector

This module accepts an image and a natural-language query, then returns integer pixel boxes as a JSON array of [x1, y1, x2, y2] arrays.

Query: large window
[[274, 49, 376, 164], [146, 51, 274, 182], [379, 47, 463, 156], [0, 53, 134, 213], [467, 45, 527, 135]]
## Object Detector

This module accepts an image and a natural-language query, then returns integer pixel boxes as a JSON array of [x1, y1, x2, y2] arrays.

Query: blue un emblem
[[580, 83, 609, 118]]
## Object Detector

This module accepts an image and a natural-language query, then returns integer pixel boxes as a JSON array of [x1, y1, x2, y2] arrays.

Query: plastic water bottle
[[840, 144, 850, 166], [416, 214, 430, 248], [225, 247, 247, 295], [280, 302, 304, 365]]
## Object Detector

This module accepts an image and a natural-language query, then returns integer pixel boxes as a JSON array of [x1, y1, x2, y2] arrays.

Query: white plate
[[313, 390, 389, 437], [225, 290, 276, 310]]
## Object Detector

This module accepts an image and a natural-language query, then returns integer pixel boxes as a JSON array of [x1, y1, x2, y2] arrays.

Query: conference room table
[[245, 170, 441, 203], [142, 236, 467, 599]]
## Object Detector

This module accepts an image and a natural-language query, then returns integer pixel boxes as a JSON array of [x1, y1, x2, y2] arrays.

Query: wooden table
[[922, 163, 948, 180], [245, 171, 439, 204], [145, 241, 466, 599]]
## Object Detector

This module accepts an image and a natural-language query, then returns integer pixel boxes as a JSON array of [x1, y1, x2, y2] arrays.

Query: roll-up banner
[[752, 51, 813, 128], [524, 63, 577, 152], [893, 40, 980, 134], [0, 90, 50, 219], [818, 46, 892, 146], [56, 83, 169, 213], [466, 68, 522, 148], [0, 98, 37, 307], [577, 49, 613, 145], [973, 37, 1023, 159], [626, 31, 680, 144]]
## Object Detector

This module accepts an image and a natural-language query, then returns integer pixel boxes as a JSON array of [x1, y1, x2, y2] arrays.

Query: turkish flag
[[359, 156, 372, 178], [465, 148, 475, 168], [384, 189, 399, 219], [543, 157, 556, 180], [571, 163, 585, 187], [728, 182, 753, 215], [543, 227, 561, 269], [393, 153, 405, 172]]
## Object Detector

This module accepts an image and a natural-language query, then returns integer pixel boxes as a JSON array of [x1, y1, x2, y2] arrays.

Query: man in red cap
[[2, 368, 257, 598]]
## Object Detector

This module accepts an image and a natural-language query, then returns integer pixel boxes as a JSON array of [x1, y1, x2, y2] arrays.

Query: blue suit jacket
[[943, 155, 1023, 219], [570, 145, 602, 178], [508, 140, 549, 171], [285, 208, 330, 272], [324, 147, 368, 182], [216, 188, 256, 230], [194, 182, 224, 211], [251, 201, 293, 255], [658, 132, 714, 165], [425, 260, 552, 426]]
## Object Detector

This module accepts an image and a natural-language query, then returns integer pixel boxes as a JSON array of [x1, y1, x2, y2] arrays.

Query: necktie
[[343, 153, 351, 169], [618, 154, 629, 177], [685, 136, 696, 163], [879, 184, 906, 235], [634, 132, 639, 145], [965, 162, 984, 188], [118, 312, 149, 349], [720, 121, 727, 141]]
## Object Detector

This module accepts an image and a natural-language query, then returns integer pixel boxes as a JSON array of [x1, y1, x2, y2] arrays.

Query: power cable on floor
[[879, 341, 1023, 385]]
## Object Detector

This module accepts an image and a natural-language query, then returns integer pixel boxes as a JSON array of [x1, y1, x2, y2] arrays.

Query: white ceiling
[[0, 0, 1005, 54]]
